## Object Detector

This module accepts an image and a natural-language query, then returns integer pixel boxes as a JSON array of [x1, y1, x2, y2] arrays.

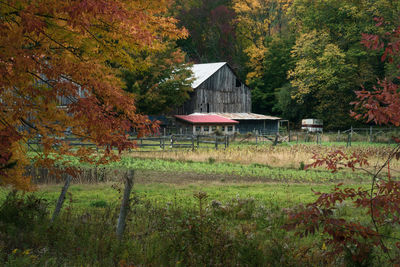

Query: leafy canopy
[[0, 0, 187, 190]]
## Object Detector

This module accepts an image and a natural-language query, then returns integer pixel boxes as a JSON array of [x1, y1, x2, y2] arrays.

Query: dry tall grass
[[125, 144, 400, 175]]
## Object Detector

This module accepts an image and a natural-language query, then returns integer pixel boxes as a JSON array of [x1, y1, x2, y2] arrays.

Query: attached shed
[[175, 114, 238, 135], [209, 113, 281, 134]]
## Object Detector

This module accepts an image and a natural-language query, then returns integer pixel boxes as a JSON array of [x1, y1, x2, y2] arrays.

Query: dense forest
[[124, 0, 400, 130]]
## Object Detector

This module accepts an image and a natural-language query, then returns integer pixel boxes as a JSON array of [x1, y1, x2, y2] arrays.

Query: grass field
[[125, 143, 400, 175], [4, 141, 399, 266], [1, 181, 356, 210], [0, 180, 375, 266]]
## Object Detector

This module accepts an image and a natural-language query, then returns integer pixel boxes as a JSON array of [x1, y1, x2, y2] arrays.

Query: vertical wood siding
[[180, 65, 251, 114]]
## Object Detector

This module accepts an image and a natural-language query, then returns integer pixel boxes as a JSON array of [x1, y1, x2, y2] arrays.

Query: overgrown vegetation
[[0, 182, 383, 266]]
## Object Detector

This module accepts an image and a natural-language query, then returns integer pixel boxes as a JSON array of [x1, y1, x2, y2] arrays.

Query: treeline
[[121, 0, 400, 130]]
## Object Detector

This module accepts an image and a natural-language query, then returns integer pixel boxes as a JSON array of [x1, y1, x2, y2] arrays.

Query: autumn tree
[[0, 0, 187, 190], [233, 0, 294, 115]]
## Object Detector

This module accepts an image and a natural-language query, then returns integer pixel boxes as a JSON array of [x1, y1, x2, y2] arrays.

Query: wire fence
[[27, 126, 400, 153], [284, 126, 400, 146]]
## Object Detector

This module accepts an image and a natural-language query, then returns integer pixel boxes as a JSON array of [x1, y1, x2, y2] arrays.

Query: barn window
[[211, 126, 216, 132], [221, 126, 225, 131], [195, 126, 201, 132], [227, 126, 233, 132], [235, 79, 241, 87], [203, 126, 209, 132]]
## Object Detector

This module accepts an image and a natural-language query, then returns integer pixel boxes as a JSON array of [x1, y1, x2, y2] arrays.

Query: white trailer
[[301, 119, 323, 132]]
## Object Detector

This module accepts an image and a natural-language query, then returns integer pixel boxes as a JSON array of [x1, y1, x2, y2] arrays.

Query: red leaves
[[20, 10, 46, 36], [353, 18, 400, 127], [352, 79, 400, 126], [306, 150, 369, 173]]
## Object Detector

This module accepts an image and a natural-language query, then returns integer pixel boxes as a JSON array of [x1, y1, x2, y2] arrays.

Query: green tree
[[286, 0, 387, 129], [121, 45, 193, 115], [250, 36, 295, 115], [288, 31, 357, 129]]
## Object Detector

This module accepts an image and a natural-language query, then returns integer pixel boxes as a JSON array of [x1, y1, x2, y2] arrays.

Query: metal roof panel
[[175, 114, 239, 124], [207, 112, 281, 120], [191, 62, 227, 88]]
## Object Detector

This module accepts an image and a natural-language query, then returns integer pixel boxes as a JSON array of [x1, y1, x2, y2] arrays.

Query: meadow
[[0, 181, 375, 266], [1, 141, 399, 266]]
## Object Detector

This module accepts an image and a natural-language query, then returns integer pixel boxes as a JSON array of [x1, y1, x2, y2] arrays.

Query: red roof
[[175, 114, 238, 125]]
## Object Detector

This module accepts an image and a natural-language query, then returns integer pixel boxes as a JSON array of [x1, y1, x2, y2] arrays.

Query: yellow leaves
[[244, 44, 268, 82], [234, 0, 293, 85]]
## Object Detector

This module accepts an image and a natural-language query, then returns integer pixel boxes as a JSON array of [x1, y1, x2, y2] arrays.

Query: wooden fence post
[[116, 169, 134, 240], [197, 135, 200, 149], [370, 126, 373, 143], [51, 174, 73, 222], [273, 132, 279, 146], [224, 135, 227, 149], [215, 136, 218, 150], [191, 135, 195, 151], [347, 133, 351, 147], [288, 130, 291, 142]]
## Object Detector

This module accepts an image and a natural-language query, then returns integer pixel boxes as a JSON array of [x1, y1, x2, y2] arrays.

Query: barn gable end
[[177, 63, 251, 115]]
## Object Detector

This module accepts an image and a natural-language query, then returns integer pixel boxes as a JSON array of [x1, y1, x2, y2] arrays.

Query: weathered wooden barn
[[174, 62, 280, 134], [176, 62, 251, 114]]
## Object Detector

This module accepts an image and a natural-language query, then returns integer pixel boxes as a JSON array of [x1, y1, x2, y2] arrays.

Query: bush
[[0, 191, 49, 231]]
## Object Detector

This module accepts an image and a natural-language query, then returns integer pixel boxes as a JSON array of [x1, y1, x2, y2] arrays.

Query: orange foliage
[[0, 0, 187, 190]]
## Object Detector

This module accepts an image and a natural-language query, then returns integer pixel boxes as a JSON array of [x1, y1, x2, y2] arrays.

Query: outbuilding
[[175, 62, 281, 134], [174, 114, 238, 135]]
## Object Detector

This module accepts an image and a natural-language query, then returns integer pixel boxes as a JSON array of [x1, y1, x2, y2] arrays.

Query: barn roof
[[191, 62, 227, 88], [208, 113, 281, 120], [175, 114, 238, 125]]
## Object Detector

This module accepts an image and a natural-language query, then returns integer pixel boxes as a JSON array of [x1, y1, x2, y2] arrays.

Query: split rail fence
[[28, 134, 230, 151]]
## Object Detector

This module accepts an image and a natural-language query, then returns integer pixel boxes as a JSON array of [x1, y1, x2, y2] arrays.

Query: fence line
[[28, 134, 230, 151], [27, 126, 400, 151]]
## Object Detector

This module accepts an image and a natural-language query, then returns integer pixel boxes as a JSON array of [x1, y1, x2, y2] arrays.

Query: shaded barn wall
[[178, 65, 251, 114], [236, 120, 279, 134]]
